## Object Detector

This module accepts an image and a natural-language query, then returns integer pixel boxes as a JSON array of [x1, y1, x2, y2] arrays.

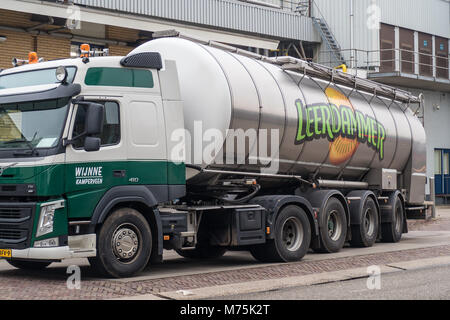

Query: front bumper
[[6, 234, 96, 261]]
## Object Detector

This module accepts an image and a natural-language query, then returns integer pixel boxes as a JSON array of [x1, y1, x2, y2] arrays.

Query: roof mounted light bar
[[153, 30, 420, 104]]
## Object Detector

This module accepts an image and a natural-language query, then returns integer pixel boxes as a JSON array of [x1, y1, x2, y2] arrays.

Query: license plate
[[0, 249, 11, 258]]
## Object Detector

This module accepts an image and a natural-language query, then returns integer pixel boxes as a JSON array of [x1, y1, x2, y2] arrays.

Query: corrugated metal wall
[[73, 0, 319, 42], [314, 0, 449, 55]]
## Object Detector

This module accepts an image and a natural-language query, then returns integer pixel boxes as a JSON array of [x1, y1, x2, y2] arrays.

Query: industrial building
[[0, 0, 449, 201]]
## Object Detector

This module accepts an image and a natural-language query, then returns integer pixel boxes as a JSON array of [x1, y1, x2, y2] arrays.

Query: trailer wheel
[[314, 197, 347, 253], [250, 205, 311, 263], [7, 260, 51, 270], [381, 196, 404, 243], [175, 246, 226, 259], [89, 208, 152, 278], [350, 197, 379, 247]]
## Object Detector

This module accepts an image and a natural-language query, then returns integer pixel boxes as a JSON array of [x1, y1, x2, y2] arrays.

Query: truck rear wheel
[[250, 205, 311, 263], [381, 196, 404, 243], [176, 246, 227, 259], [314, 197, 347, 253], [7, 260, 51, 270], [350, 197, 379, 247], [89, 208, 152, 278]]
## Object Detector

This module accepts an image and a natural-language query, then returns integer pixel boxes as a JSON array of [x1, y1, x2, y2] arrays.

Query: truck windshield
[[0, 98, 70, 151], [0, 67, 76, 90]]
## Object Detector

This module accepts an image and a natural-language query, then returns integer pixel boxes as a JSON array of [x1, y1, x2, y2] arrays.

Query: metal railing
[[318, 48, 450, 80]]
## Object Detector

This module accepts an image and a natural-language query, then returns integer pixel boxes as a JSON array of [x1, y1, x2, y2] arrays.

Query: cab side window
[[72, 101, 120, 149]]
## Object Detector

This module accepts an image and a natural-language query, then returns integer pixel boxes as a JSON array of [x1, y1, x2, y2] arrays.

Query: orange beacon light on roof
[[80, 44, 90, 57], [28, 52, 39, 64]]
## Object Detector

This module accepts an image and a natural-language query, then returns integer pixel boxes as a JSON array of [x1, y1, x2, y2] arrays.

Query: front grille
[[0, 208, 21, 219], [0, 228, 27, 242], [0, 184, 36, 196], [1, 186, 16, 192], [0, 207, 32, 222], [0, 203, 35, 250]]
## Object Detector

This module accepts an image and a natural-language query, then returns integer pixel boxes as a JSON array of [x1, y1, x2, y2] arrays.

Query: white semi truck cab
[[0, 32, 429, 278]]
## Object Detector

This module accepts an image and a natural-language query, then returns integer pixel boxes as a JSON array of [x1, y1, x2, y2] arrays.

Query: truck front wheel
[[7, 260, 51, 270], [89, 208, 152, 278], [250, 205, 311, 263]]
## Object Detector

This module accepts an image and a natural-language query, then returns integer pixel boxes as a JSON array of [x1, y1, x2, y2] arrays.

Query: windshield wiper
[[6, 132, 39, 157]]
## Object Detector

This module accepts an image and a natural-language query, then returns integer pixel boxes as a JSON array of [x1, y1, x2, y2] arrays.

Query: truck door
[[124, 94, 168, 188], [64, 97, 127, 219]]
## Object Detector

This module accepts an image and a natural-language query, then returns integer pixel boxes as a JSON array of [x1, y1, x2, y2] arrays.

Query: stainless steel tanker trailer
[[0, 30, 429, 278]]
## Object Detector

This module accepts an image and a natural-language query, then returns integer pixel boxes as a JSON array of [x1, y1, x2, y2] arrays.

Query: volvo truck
[[0, 31, 429, 277]]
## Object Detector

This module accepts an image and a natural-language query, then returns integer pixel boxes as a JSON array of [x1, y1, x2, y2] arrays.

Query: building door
[[399, 28, 414, 74], [380, 24, 395, 73], [435, 36, 449, 79], [435, 149, 450, 195], [419, 33, 433, 77]]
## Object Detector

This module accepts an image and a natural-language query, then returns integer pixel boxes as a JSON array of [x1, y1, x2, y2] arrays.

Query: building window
[[435, 150, 442, 175], [72, 101, 120, 149]]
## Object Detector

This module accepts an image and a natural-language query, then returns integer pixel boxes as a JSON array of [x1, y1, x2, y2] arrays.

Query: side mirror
[[84, 136, 101, 152], [85, 103, 104, 136], [63, 101, 105, 149]]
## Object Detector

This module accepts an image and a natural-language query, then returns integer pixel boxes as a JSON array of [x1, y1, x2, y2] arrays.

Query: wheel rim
[[364, 207, 376, 237], [111, 223, 142, 264], [327, 210, 342, 241], [281, 217, 303, 252]]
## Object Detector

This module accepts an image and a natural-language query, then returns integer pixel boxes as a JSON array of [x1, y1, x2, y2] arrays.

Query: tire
[[250, 205, 311, 263], [7, 260, 51, 270], [314, 197, 347, 253], [381, 196, 404, 243], [88, 208, 152, 278], [176, 246, 227, 259], [350, 197, 379, 248]]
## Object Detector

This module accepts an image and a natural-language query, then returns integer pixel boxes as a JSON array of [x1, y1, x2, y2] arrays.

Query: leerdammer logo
[[75, 166, 103, 185]]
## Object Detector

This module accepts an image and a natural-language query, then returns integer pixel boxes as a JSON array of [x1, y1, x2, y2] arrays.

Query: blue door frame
[[435, 149, 450, 195]]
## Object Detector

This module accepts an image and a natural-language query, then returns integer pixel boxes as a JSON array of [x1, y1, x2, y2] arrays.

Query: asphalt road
[[217, 264, 450, 300]]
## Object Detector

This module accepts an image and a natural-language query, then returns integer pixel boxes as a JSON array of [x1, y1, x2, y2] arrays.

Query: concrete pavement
[[214, 262, 450, 300]]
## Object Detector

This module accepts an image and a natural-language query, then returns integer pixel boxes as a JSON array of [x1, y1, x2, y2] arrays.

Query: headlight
[[55, 66, 68, 83], [36, 200, 65, 238]]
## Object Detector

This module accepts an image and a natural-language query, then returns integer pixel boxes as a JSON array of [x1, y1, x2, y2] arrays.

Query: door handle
[[113, 170, 126, 178]]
